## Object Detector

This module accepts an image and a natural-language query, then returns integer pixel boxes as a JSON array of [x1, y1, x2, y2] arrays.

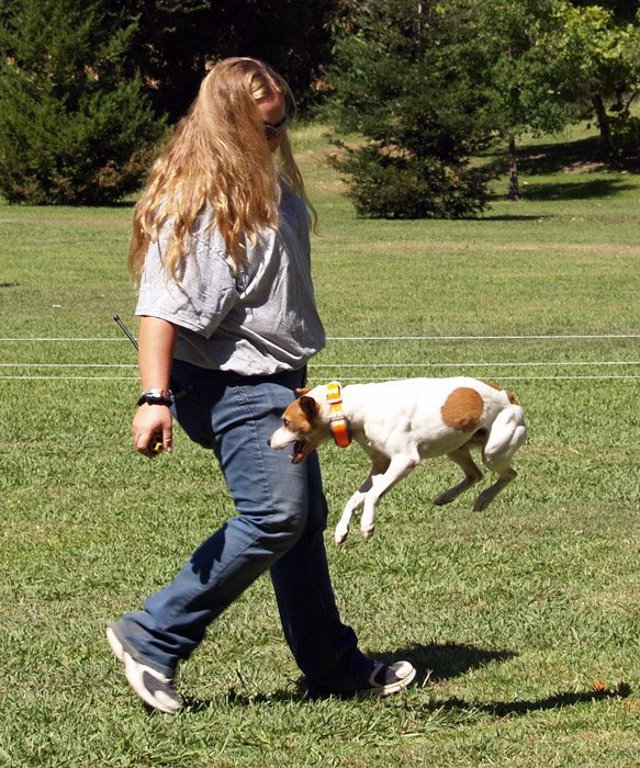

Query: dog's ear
[[298, 395, 319, 420], [296, 387, 312, 396]]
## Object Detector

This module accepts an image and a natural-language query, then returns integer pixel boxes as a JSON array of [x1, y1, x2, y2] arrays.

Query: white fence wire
[[1, 335, 639, 382]]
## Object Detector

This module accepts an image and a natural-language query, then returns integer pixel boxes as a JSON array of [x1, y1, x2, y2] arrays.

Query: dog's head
[[268, 387, 332, 463]]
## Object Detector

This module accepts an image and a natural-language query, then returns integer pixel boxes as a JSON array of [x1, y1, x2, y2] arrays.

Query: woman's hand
[[132, 403, 173, 458]]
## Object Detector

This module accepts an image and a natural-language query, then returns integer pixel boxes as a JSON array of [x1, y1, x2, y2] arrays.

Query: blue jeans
[[116, 361, 374, 695]]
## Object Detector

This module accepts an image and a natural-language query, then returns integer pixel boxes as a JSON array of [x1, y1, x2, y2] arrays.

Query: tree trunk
[[508, 135, 520, 201], [591, 93, 612, 160]]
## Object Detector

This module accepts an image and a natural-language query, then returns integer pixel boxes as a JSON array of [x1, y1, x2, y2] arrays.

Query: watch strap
[[137, 389, 174, 407]]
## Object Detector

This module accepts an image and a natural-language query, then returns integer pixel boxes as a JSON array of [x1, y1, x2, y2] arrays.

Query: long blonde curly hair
[[128, 57, 313, 283]]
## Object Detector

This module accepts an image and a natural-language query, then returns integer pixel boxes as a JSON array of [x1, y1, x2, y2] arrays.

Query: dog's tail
[[483, 404, 527, 474]]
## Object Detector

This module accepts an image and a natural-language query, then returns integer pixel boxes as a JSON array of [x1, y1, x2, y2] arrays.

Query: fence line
[[1, 333, 640, 343], [1, 334, 637, 381], [1, 360, 639, 370], [0, 338, 127, 343], [315, 361, 639, 368], [0, 363, 137, 368], [2, 374, 639, 382], [0, 375, 138, 381], [327, 334, 640, 341]]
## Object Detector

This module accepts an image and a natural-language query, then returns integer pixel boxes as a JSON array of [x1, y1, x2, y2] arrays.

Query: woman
[[106, 57, 415, 713]]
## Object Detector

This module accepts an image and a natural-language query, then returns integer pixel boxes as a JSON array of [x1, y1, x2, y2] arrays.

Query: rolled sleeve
[[136, 231, 239, 338]]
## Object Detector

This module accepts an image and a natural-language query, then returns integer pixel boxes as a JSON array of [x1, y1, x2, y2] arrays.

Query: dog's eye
[[282, 418, 290, 428]]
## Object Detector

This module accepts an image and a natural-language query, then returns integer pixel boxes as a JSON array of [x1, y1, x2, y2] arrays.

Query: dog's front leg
[[335, 460, 389, 545], [335, 489, 366, 545], [359, 454, 418, 540]]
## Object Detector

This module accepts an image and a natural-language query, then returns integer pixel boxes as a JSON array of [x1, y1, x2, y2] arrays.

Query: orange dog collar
[[326, 381, 351, 448]]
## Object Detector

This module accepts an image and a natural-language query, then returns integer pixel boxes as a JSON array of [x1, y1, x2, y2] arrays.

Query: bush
[[611, 113, 640, 160], [331, 143, 491, 219], [0, 0, 165, 205]]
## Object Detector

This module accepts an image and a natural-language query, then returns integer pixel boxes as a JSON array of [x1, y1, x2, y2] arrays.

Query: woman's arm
[[132, 316, 177, 458]]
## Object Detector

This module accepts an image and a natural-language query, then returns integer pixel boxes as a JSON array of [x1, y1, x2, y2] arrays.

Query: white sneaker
[[106, 623, 183, 714], [357, 660, 416, 697]]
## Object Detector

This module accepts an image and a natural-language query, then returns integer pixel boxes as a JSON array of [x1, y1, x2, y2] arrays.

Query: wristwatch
[[137, 389, 174, 407]]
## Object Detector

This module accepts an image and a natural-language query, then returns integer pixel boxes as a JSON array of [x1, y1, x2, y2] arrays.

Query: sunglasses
[[263, 115, 288, 138]]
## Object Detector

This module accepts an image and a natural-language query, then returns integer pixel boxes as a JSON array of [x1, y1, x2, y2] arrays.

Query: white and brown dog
[[269, 378, 527, 544]]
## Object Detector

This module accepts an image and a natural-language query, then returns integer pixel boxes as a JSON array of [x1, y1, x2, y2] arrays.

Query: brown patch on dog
[[298, 395, 319, 421], [280, 397, 318, 436], [441, 387, 484, 432], [481, 379, 519, 405]]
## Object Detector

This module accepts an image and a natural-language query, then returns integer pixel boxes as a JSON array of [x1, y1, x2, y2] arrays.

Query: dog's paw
[[334, 525, 349, 545], [360, 523, 375, 539], [472, 492, 492, 512]]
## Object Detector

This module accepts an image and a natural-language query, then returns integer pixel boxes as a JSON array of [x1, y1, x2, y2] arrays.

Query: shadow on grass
[[484, 133, 638, 206], [517, 136, 640, 175], [401, 641, 516, 682], [493, 134, 639, 176], [516, 177, 634, 203], [405, 641, 631, 719], [181, 641, 516, 712], [182, 688, 306, 712], [178, 641, 632, 718], [484, 170, 634, 207], [484, 176, 632, 207], [516, 136, 602, 175], [424, 681, 632, 719], [477, 213, 553, 221]]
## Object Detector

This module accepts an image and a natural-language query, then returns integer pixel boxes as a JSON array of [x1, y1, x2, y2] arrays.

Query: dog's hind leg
[[473, 467, 517, 511], [473, 404, 527, 511], [335, 459, 390, 545], [433, 444, 483, 506]]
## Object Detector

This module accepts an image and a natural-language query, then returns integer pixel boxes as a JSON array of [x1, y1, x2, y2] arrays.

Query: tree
[[324, 0, 640, 217], [473, 0, 581, 200], [468, 0, 640, 195], [536, 2, 640, 160], [107, 0, 340, 122], [568, 0, 639, 24], [0, 0, 165, 204], [323, 0, 496, 219]]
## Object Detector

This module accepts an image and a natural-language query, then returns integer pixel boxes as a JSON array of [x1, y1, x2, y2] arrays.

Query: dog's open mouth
[[291, 440, 314, 464]]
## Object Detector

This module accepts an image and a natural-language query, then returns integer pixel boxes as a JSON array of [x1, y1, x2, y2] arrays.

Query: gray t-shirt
[[136, 185, 326, 375]]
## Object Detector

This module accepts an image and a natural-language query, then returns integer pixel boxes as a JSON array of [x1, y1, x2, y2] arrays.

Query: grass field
[[1, 123, 639, 767]]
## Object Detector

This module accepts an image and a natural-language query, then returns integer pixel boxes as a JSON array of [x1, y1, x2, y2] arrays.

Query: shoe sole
[[106, 625, 125, 662], [106, 624, 182, 714]]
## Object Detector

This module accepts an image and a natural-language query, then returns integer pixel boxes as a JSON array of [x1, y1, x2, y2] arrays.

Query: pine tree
[[0, 0, 165, 204], [324, 0, 496, 219]]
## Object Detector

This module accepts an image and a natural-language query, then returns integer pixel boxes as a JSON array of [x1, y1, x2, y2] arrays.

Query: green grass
[[1, 123, 640, 767]]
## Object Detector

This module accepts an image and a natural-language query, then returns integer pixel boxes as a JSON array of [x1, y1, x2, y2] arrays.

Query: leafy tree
[[539, 2, 640, 159], [0, 0, 165, 204], [568, 0, 639, 24], [324, 0, 496, 219], [473, 0, 581, 199], [325, 0, 640, 216], [471, 0, 640, 194]]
